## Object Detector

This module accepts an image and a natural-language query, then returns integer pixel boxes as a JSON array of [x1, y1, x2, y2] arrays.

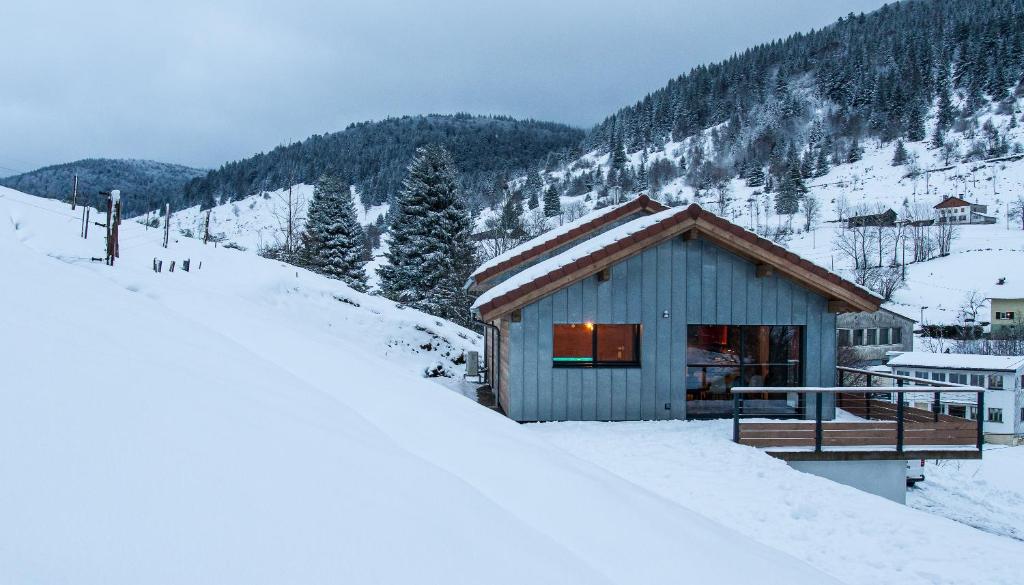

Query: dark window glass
[[837, 329, 851, 347], [989, 375, 1004, 389], [595, 324, 640, 363], [553, 324, 640, 366], [891, 327, 902, 344], [686, 325, 802, 419], [931, 372, 946, 382], [866, 328, 878, 345], [948, 405, 967, 418], [853, 329, 864, 345], [879, 328, 891, 345], [553, 324, 593, 363]]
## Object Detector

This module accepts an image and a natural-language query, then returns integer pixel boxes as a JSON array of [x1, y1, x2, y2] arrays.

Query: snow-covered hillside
[[161, 183, 388, 253], [505, 102, 1024, 326], [0, 186, 842, 584]]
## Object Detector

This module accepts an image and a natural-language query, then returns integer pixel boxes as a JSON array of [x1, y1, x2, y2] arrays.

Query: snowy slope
[[159, 183, 388, 253], [0, 187, 838, 585], [531, 420, 1024, 585], [500, 102, 1024, 326]]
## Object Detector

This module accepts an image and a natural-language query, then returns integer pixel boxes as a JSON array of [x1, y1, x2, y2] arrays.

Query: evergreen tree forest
[[583, 0, 1024, 194], [184, 114, 584, 212]]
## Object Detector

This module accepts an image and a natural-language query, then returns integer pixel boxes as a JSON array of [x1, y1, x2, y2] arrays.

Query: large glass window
[[552, 323, 640, 367], [686, 325, 802, 419]]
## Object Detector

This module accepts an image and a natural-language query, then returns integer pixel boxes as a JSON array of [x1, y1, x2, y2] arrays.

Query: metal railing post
[[814, 391, 823, 452], [933, 391, 941, 422], [977, 390, 985, 451], [732, 393, 740, 443], [896, 391, 905, 453]]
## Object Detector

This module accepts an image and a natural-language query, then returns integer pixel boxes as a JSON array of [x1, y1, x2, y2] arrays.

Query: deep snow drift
[[531, 420, 1024, 585], [0, 187, 837, 584]]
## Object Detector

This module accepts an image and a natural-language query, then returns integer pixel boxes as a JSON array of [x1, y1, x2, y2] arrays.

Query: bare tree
[[834, 193, 850, 221], [800, 193, 820, 232], [560, 200, 588, 224], [866, 265, 905, 301], [935, 220, 959, 256], [1008, 195, 1024, 230], [270, 184, 307, 258]]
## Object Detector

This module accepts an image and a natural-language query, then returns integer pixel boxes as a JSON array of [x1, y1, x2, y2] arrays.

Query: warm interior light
[[585, 322, 594, 330]]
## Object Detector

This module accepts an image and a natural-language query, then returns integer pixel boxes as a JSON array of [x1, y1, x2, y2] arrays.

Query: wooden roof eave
[[478, 216, 880, 322]]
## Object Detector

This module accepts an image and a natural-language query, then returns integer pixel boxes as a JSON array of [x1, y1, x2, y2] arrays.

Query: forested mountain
[[183, 114, 584, 211], [575, 0, 1024, 205], [0, 159, 205, 216]]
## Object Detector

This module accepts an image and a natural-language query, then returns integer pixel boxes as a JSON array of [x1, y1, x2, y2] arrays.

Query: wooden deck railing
[[731, 369, 984, 460]]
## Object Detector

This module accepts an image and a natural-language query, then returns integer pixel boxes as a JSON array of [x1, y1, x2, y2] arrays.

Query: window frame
[[989, 374, 1004, 389], [987, 407, 1003, 423], [552, 323, 642, 368]]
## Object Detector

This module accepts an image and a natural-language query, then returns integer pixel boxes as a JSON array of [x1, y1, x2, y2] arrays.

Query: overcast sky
[[1, 0, 887, 174]]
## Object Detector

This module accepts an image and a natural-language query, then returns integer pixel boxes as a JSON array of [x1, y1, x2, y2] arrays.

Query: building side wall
[[837, 310, 914, 364], [991, 298, 1024, 336], [506, 237, 838, 422]]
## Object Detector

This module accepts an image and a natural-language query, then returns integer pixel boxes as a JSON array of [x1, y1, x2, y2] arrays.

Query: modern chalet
[[470, 198, 881, 422], [469, 196, 986, 503]]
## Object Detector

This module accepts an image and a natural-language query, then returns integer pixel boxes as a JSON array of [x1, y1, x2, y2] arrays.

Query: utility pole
[[71, 174, 78, 210], [98, 190, 120, 265]]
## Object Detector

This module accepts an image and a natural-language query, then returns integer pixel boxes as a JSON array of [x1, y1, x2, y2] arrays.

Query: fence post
[[933, 391, 941, 422], [896, 383, 905, 453], [977, 390, 985, 451], [814, 391, 823, 452], [732, 393, 740, 443]]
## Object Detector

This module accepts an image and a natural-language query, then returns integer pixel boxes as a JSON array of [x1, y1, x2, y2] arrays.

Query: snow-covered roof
[[473, 203, 882, 318], [468, 195, 666, 287], [879, 302, 918, 322], [887, 352, 1024, 372]]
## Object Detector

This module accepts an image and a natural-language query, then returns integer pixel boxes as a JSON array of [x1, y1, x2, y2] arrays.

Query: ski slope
[[0, 187, 839, 585]]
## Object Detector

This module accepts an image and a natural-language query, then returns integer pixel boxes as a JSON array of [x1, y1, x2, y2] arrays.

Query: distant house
[[846, 208, 897, 228], [887, 352, 1024, 445], [933, 196, 996, 225], [837, 306, 915, 366], [988, 278, 1024, 338]]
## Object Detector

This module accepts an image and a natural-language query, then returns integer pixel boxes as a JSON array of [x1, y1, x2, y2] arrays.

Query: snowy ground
[[908, 445, 1024, 542], [1, 187, 841, 585], [530, 420, 1024, 585]]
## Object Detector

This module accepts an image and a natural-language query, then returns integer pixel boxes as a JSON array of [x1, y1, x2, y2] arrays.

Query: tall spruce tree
[[813, 148, 830, 177], [543, 185, 562, 217], [775, 160, 806, 215], [891, 140, 909, 166], [303, 175, 368, 291], [378, 145, 476, 326]]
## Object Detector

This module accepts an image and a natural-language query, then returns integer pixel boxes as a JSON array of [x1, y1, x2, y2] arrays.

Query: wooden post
[[814, 392, 823, 452], [169, 260, 175, 272], [977, 390, 985, 450], [71, 174, 78, 210], [204, 210, 211, 245], [163, 204, 171, 248], [104, 194, 113, 266]]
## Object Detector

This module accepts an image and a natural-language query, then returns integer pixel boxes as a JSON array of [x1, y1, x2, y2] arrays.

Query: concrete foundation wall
[[788, 459, 906, 504]]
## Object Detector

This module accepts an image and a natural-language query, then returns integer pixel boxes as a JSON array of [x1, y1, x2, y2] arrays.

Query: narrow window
[[989, 374, 1004, 389], [595, 324, 640, 364], [553, 324, 595, 364], [866, 328, 878, 345], [971, 374, 985, 387], [879, 327, 891, 345], [987, 408, 1003, 423], [891, 327, 902, 344], [931, 372, 946, 382], [853, 329, 864, 346], [837, 329, 851, 347]]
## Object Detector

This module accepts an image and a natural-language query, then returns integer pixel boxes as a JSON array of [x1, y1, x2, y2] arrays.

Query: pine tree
[[800, 150, 814, 179], [891, 140, 909, 166], [746, 164, 765, 187], [524, 170, 542, 209], [609, 132, 628, 172], [905, 101, 926, 142], [527, 189, 539, 210], [302, 175, 368, 291], [775, 159, 806, 215], [378, 145, 476, 326], [637, 151, 650, 191], [813, 148, 830, 177], [543, 185, 562, 217], [847, 138, 863, 163]]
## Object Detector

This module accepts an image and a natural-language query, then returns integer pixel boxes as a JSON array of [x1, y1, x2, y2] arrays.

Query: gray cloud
[[1, 0, 887, 172]]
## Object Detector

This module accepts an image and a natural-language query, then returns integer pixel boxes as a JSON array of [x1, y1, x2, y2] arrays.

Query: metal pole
[[933, 391, 941, 422], [896, 380, 905, 452], [977, 390, 985, 451], [733, 393, 740, 442], [814, 392, 823, 452]]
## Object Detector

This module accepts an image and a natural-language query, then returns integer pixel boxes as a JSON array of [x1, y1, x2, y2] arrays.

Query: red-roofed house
[[933, 196, 995, 224]]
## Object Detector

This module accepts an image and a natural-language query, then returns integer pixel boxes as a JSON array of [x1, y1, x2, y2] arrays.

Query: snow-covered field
[[1, 186, 843, 584], [530, 420, 1024, 585], [909, 446, 1024, 542]]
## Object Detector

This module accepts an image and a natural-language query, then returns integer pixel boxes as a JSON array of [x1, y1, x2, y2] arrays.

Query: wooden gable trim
[[470, 194, 667, 290], [477, 205, 882, 322]]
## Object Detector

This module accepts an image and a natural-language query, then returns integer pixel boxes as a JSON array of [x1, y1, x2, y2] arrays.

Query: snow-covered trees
[[302, 175, 368, 291], [891, 140, 909, 166], [378, 145, 476, 326], [775, 156, 806, 215], [543, 185, 561, 217]]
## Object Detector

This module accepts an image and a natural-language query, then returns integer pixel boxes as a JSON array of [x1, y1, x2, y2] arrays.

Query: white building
[[932, 196, 996, 225], [887, 352, 1024, 444]]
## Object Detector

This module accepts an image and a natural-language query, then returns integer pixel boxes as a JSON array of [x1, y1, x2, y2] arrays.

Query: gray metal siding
[[505, 237, 839, 421]]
